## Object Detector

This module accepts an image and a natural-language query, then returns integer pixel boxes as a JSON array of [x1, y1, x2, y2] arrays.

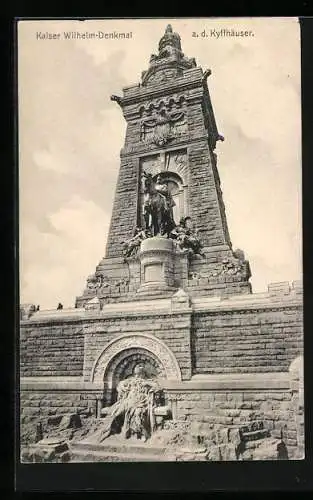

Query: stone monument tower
[[76, 24, 251, 308]]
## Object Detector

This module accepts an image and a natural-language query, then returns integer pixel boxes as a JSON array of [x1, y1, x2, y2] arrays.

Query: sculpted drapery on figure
[[97, 364, 160, 442]]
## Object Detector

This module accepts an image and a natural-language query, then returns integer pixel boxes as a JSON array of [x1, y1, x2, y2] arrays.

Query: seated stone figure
[[98, 364, 160, 442]]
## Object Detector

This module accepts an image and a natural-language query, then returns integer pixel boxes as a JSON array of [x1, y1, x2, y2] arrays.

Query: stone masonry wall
[[288, 356, 304, 458], [105, 155, 139, 258], [105, 77, 233, 259], [20, 384, 299, 458], [166, 387, 297, 457], [20, 388, 102, 445], [192, 306, 303, 374], [20, 313, 192, 382], [83, 312, 192, 381], [20, 323, 84, 377], [20, 301, 302, 379], [188, 138, 231, 249]]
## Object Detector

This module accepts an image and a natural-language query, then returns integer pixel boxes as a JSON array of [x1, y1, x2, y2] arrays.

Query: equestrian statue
[[142, 171, 176, 237]]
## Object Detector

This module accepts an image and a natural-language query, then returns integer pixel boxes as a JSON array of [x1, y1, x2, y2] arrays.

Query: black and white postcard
[[17, 18, 303, 469]]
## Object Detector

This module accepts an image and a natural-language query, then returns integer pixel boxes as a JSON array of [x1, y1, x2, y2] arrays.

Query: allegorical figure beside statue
[[122, 226, 151, 258], [94, 364, 160, 443], [170, 216, 205, 257]]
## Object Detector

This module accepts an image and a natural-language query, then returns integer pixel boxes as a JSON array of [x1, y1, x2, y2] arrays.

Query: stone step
[[71, 450, 170, 462], [242, 429, 270, 442], [70, 439, 167, 458], [240, 421, 264, 433], [241, 437, 281, 458], [243, 440, 265, 451]]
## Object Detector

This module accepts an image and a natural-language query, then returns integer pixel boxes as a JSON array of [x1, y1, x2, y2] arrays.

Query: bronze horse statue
[[142, 172, 176, 237]]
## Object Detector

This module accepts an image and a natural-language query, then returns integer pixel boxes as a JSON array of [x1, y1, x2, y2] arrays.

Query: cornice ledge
[[120, 135, 209, 157], [20, 376, 103, 391], [122, 79, 203, 105], [162, 372, 290, 391]]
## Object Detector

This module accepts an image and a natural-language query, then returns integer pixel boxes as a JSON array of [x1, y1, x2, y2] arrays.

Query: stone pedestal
[[137, 237, 177, 294]]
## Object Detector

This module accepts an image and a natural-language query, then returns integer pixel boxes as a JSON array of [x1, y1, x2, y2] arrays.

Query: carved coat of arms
[[141, 109, 185, 146]]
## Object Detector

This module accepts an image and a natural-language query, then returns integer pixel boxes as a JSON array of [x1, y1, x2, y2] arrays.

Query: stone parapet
[[122, 67, 204, 104], [22, 279, 302, 327], [268, 280, 303, 298], [192, 281, 302, 313]]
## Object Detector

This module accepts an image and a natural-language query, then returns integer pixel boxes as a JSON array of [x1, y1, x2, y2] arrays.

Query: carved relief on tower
[[139, 95, 187, 115], [82, 272, 130, 302], [139, 155, 160, 177], [140, 149, 187, 180], [164, 149, 188, 180], [139, 97, 188, 147], [188, 250, 251, 285], [86, 274, 101, 290], [141, 68, 180, 86]]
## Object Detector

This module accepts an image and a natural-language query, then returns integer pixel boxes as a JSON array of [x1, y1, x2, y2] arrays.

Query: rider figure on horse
[[154, 175, 176, 219], [142, 171, 176, 236]]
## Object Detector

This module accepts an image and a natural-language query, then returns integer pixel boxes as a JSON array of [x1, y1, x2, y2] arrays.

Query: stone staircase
[[238, 421, 284, 460], [241, 421, 270, 443], [68, 421, 285, 462], [191, 419, 283, 461], [69, 436, 172, 462]]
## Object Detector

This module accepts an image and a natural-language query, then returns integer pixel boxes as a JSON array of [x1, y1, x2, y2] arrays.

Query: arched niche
[[101, 347, 165, 404], [152, 171, 185, 224], [90, 333, 182, 387]]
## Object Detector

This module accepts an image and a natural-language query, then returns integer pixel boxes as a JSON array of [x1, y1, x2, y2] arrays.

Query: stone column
[[96, 397, 103, 419]]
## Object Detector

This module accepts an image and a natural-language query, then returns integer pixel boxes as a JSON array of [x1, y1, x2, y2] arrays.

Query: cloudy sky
[[18, 18, 302, 309]]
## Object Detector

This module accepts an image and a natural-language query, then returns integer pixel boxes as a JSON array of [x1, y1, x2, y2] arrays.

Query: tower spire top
[[141, 24, 196, 85], [158, 24, 182, 53]]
